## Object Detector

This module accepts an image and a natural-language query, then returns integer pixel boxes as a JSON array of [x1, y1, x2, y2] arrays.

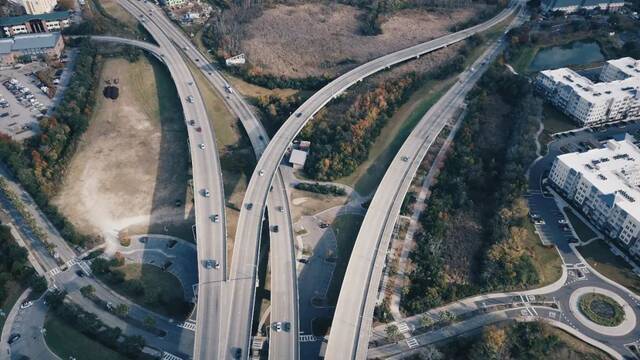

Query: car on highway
[[224, 84, 234, 94], [20, 301, 32, 309], [233, 348, 242, 359], [210, 214, 219, 223], [202, 189, 210, 197], [319, 223, 329, 229], [186, 96, 194, 103], [195, 126, 202, 132], [8, 334, 20, 344], [296, 112, 302, 118], [199, 143, 206, 150], [298, 258, 308, 264], [273, 322, 283, 332], [76, 270, 85, 278], [272, 225, 279, 233], [277, 206, 284, 212], [189, 119, 196, 126], [558, 219, 568, 225], [204, 259, 220, 269], [259, 169, 264, 176], [246, 203, 253, 210], [401, 156, 409, 162]]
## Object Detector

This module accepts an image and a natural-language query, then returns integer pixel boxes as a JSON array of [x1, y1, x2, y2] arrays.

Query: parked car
[[8, 334, 20, 344], [204, 259, 220, 269], [20, 301, 32, 310]]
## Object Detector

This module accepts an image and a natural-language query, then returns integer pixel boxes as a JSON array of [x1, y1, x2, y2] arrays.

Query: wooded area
[[0, 40, 100, 247], [402, 65, 543, 314], [0, 224, 46, 304]]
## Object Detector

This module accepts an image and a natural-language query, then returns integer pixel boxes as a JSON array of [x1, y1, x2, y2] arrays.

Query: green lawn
[[44, 312, 129, 360], [578, 240, 640, 296], [326, 214, 364, 305], [512, 46, 539, 74], [564, 207, 598, 242], [102, 263, 192, 319], [543, 104, 576, 134]]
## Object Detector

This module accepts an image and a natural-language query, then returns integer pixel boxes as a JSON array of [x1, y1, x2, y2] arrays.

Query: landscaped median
[[578, 293, 625, 327]]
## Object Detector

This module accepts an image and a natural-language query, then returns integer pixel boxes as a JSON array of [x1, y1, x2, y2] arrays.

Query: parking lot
[[0, 60, 71, 141]]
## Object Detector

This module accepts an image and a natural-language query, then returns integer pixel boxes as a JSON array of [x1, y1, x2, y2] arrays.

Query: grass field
[[564, 207, 598, 242], [106, 263, 191, 318], [336, 79, 454, 196], [578, 240, 640, 296], [522, 221, 563, 287], [326, 214, 364, 305], [511, 46, 539, 74], [44, 313, 129, 360]]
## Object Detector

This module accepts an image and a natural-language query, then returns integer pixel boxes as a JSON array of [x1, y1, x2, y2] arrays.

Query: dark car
[[246, 203, 253, 210], [319, 223, 329, 229], [8, 334, 20, 344], [298, 258, 308, 264], [76, 270, 84, 277], [272, 225, 279, 233], [233, 348, 242, 359]]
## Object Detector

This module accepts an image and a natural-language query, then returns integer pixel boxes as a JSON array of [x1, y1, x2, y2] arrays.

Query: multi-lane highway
[[112, 1, 301, 358], [325, 7, 525, 358], [90, 4, 230, 356], [222, 1, 521, 357]]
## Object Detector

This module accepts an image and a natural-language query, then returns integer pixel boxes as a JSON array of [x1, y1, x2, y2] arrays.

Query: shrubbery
[[294, 182, 347, 196], [0, 224, 47, 301]]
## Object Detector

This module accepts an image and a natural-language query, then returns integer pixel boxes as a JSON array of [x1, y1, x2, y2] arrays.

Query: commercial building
[[541, 0, 624, 13], [536, 57, 640, 126], [21, 0, 58, 15], [0, 33, 64, 64], [289, 149, 308, 170], [549, 135, 640, 253], [0, 11, 72, 37]]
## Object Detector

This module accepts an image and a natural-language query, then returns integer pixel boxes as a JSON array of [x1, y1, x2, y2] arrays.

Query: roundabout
[[569, 286, 637, 336]]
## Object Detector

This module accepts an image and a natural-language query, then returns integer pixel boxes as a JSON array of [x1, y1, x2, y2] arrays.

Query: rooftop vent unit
[[618, 190, 635, 202], [598, 174, 607, 180]]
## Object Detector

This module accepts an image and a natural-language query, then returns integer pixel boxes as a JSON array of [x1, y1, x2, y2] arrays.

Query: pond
[[529, 41, 605, 72]]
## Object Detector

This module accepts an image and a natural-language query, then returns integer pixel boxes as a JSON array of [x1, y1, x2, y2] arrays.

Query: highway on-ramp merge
[[91, 4, 229, 358], [222, 2, 520, 357], [325, 6, 525, 359]]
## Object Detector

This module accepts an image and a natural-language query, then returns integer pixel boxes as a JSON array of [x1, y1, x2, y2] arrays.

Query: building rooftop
[[604, 57, 640, 79], [557, 135, 640, 220], [540, 67, 640, 106], [289, 149, 308, 166], [0, 33, 61, 55], [0, 11, 71, 27]]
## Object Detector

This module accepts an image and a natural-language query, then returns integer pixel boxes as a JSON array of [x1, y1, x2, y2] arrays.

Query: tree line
[[45, 290, 149, 359], [0, 224, 47, 303], [0, 39, 100, 247], [401, 65, 543, 314]]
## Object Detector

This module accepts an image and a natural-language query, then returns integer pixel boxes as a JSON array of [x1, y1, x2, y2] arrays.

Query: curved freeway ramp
[[86, 28, 228, 360], [325, 6, 524, 359], [222, 1, 520, 357]]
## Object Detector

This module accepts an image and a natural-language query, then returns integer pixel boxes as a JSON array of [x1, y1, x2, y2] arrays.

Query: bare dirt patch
[[241, 3, 481, 78], [53, 57, 192, 242], [289, 189, 348, 222]]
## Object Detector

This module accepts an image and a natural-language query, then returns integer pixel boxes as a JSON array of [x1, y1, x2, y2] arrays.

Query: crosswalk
[[299, 334, 317, 342], [406, 337, 419, 349], [162, 352, 182, 360], [396, 322, 410, 334], [252, 336, 265, 350], [176, 320, 196, 331], [47, 257, 90, 277]]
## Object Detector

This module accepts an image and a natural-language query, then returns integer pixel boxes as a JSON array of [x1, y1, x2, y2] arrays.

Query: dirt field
[[53, 57, 193, 243], [290, 189, 348, 222], [241, 3, 481, 78]]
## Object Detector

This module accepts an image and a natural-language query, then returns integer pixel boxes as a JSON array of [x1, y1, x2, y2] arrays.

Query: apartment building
[[536, 58, 640, 126], [160, 0, 185, 8], [0, 11, 72, 37], [541, 0, 624, 13], [21, 0, 58, 15], [549, 135, 640, 252]]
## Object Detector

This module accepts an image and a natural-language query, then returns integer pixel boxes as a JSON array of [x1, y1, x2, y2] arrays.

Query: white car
[[259, 170, 264, 176], [202, 189, 210, 197], [558, 219, 568, 225], [199, 143, 206, 150], [186, 96, 194, 103], [274, 322, 283, 332], [20, 301, 33, 310]]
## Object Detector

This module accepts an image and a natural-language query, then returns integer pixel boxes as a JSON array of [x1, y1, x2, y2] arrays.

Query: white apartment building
[[541, 0, 624, 13], [536, 58, 640, 126], [21, 0, 57, 15], [549, 135, 640, 252]]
